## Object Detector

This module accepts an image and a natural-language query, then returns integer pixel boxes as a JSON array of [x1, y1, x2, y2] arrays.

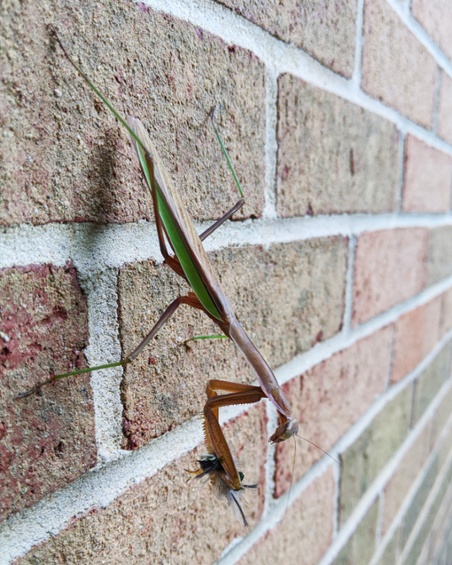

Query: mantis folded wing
[[22, 27, 299, 519]]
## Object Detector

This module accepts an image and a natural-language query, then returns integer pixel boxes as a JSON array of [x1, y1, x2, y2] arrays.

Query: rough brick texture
[[119, 239, 347, 447], [216, 0, 357, 77], [277, 75, 399, 217], [0, 265, 96, 521], [362, 0, 436, 126], [391, 297, 442, 383], [412, 0, 452, 61], [274, 328, 392, 496], [339, 384, 412, 524], [17, 408, 266, 565], [241, 468, 336, 565], [1, 0, 265, 226], [438, 72, 452, 144], [402, 135, 452, 213], [353, 229, 428, 325]]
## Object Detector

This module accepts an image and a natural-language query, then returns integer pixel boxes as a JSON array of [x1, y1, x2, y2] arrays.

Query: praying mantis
[[22, 27, 299, 523]]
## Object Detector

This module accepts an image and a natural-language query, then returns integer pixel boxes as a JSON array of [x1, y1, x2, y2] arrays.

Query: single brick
[[412, 0, 452, 61], [391, 298, 442, 383], [427, 477, 452, 562], [353, 229, 428, 325], [0, 265, 96, 521], [119, 239, 347, 448], [438, 72, 452, 144], [440, 288, 452, 336], [335, 500, 378, 564], [362, 0, 436, 127], [18, 407, 266, 564], [381, 422, 432, 535], [398, 456, 439, 549], [412, 344, 450, 425], [274, 327, 392, 496], [277, 75, 399, 217], [240, 468, 336, 565], [402, 136, 452, 213], [215, 0, 357, 77], [339, 384, 412, 524], [427, 226, 452, 285], [1, 0, 265, 226]]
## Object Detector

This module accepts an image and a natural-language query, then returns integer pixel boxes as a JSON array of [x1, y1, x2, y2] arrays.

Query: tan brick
[[381, 423, 432, 535], [277, 75, 399, 217], [440, 288, 452, 336], [412, 0, 452, 61], [391, 298, 442, 383], [335, 500, 378, 563], [362, 0, 436, 127], [0, 265, 96, 521], [1, 0, 265, 226], [274, 328, 392, 496], [18, 407, 266, 564], [402, 136, 452, 213], [353, 229, 428, 325], [438, 72, 452, 144], [339, 385, 412, 524], [241, 468, 335, 565], [215, 0, 357, 77], [412, 344, 450, 424], [427, 226, 452, 285], [118, 239, 347, 447]]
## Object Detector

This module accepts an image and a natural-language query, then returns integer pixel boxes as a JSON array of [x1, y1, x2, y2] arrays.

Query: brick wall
[[1, 0, 452, 563]]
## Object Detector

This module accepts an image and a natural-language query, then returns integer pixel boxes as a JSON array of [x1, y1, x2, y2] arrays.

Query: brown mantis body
[[21, 27, 299, 520]]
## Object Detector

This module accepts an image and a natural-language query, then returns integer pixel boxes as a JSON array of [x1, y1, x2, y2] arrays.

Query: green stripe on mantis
[[134, 143, 222, 321]]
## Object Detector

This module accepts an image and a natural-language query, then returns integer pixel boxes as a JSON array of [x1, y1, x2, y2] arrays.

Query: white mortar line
[[386, 0, 452, 77], [352, 0, 365, 88], [137, 0, 452, 156], [2, 213, 452, 270], [263, 69, 278, 219], [342, 236, 356, 334], [77, 269, 124, 458]]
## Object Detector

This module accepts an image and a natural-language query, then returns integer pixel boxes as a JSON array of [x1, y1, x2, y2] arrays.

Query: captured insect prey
[[19, 25, 298, 523]]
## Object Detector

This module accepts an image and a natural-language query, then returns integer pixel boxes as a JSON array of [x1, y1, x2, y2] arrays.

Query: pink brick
[[403, 136, 452, 213], [274, 328, 392, 496], [353, 229, 428, 325], [362, 0, 436, 127], [0, 265, 96, 521], [412, 0, 452, 61], [241, 468, 336, 565], [438, 72, 452, 145], [391, 298, 442, 383]]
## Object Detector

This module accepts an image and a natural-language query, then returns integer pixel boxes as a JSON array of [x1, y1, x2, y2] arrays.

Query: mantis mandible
[[22, 27, 299, 511]]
